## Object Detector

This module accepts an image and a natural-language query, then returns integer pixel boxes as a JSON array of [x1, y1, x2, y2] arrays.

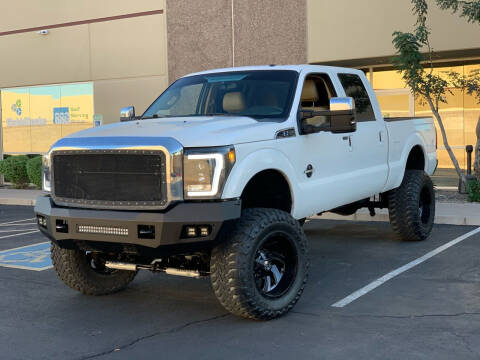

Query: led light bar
[[77, 225, 128, 236]]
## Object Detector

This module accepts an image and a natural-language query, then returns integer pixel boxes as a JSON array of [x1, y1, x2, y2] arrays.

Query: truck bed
[[382, 116, 437, 192]]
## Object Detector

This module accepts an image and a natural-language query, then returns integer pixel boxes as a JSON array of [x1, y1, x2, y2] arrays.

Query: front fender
[[221, 147, 300, 216]]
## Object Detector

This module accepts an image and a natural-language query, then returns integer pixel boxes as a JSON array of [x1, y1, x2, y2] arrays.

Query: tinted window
[[338, 73, 375, 122], [142, 70, 298, 121]]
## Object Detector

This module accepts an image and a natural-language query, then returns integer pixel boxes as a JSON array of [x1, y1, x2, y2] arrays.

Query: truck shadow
[[303, 218, 399, 243]]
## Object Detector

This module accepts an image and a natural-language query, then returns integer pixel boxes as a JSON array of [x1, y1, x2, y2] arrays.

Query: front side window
[[300, 74, 337, 128], [338, 73, 375, 122], [142, 70, 298, 121]]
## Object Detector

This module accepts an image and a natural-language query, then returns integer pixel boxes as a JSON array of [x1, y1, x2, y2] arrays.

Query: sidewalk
[[0, 189, 47, 206], [432, 167, 459, 188], [1, 188, 479, 226]]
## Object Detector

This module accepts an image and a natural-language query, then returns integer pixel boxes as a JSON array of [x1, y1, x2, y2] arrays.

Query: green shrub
[[0, 155, 30, 188], [26, 156, 43, 188], [467, 179, 480, 203]]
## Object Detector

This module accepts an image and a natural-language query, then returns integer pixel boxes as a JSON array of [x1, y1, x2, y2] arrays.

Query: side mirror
[[120, 106, 135, 122], [300, 97, 356, 134]]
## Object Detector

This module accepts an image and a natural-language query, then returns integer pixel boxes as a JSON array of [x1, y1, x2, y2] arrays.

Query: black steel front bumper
[[34, 195, 241, 248]]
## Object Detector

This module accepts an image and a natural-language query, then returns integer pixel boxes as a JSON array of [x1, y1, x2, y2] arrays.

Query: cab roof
[[184, 64, 362, 78]]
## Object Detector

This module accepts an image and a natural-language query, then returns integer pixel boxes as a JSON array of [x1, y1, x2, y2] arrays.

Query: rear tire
[[388, 170, 435, 241], [51, 243, 137, 295], [210, 208, 309, 320]]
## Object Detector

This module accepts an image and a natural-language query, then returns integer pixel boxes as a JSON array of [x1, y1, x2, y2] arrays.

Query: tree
[[392, 0, 480, 185], [436, 0, 480, 180], [436, 0, 480, 23]]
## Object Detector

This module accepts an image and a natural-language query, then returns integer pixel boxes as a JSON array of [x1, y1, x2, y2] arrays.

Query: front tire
[[210, 208, 309, 320], [51, 243, 137, 295], [388, 170, 435, 241]]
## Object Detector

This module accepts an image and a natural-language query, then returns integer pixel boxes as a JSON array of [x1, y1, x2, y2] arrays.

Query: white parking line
[[0, 230, 40, 240], [0, 218, 35, 225], [0, 223, 37, 227], [331, 227, 480, 308], [0, 229, 38, 233]]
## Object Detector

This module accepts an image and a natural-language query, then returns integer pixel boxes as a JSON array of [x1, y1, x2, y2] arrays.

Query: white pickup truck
[[35, 65, 437, 320]]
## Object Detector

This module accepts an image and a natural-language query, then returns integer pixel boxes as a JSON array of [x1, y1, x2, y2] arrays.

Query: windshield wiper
[[203, 113, 246, 117], [142, 114, 175, 119]]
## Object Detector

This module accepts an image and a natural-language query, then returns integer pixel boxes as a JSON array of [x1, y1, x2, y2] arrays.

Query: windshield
[[142, 70, 298, 120]]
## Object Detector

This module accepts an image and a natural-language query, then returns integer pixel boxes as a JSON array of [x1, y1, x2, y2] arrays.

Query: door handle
[[342, 135, 353, 151], [342, 135, 352, 147]]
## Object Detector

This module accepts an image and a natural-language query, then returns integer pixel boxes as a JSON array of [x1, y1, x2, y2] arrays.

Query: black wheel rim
[[253, 231, 298, 298], [419, 186, 432, 225]]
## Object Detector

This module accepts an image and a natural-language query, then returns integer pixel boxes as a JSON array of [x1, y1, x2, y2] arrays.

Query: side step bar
[[105, 261, 207, 278]]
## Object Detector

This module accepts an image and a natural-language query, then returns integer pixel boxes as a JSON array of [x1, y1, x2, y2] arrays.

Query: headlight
[[42, 154, 51, 192], [184, 146, 235, 199]]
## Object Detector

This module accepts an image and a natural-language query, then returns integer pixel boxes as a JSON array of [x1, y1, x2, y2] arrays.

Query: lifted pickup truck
[[35, 65, 437, 320]]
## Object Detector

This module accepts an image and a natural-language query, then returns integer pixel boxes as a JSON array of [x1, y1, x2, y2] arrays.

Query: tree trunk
[[475, 116, 480, 181], [426, 97, 467, 185]]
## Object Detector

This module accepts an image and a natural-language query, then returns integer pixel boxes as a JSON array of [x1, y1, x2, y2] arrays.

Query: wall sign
[[1, 82, 94, 153]]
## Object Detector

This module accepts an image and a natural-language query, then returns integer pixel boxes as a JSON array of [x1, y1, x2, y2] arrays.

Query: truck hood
[[65, 116, 284, 147]]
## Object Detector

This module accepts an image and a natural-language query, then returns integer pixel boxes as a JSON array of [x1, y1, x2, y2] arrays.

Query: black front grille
[[52, 150, 167, 209]]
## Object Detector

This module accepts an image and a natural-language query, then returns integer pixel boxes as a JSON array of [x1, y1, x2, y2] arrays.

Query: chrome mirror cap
[[120, 106, 135, 122], [330, 97, 355, 111]]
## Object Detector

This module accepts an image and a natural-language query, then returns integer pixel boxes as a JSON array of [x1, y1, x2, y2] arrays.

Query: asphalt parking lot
[[1, 205, 480, 360]]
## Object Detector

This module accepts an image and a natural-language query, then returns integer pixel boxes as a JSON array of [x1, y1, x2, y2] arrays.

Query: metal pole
[[466, 145, 473, 176]]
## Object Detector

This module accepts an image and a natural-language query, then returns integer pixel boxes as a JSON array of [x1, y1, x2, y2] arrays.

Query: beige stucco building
[[1, 0, 479, 168]]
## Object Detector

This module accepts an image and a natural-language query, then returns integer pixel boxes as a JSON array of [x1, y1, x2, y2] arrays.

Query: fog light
[[186, 226, 197, 237], [199, 226, 210, 237], [37, 216, 47, 228]]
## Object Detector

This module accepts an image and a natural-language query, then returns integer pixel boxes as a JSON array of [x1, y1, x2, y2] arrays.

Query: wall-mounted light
[[37, 29, 49, 35]]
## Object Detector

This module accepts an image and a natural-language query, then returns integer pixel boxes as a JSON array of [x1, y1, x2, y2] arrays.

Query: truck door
[[337, 73, 389, 198], [293, 74, 360, 216]]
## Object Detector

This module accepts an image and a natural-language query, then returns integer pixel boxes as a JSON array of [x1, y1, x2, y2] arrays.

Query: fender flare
[[221, 148, 299, 215], [389, 132, 427, 190]]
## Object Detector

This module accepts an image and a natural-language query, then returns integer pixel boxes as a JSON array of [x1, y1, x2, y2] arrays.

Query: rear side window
[[338, 73, 375, 122]]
